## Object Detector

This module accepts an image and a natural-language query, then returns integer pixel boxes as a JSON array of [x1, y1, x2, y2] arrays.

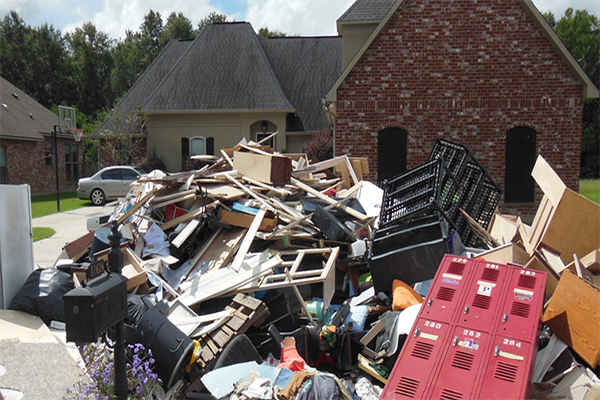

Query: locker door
[[419, 255, 475, 324], [456, 261, 509, 332], [494, 268, 547, 342], [428, 326, 491, 400], [476, 335, 534, 400], [381, 318, 451, 400]]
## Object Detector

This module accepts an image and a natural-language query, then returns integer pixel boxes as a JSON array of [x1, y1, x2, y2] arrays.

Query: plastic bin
[[455, 180, 503, 247], [369, 215, 449, 294], [379, 158, 446, 228]]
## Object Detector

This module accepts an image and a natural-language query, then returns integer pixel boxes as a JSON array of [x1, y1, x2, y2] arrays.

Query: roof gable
[[261, 36, 342, 131], [142, 22, 294, 112], [337, 0, 396, 34], [327, 0, 599, 101], [0, 76, 57, 141]]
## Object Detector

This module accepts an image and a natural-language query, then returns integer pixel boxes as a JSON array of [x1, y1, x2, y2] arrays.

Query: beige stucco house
[[96, 22, 342, 172]]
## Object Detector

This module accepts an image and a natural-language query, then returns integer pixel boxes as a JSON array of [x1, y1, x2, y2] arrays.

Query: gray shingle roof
[[0, 76, 56, 141], [142, 23, 293, 111], [337, 0, 396, 23], [261, 36, 342, 132], [119, 39, 193, 111]]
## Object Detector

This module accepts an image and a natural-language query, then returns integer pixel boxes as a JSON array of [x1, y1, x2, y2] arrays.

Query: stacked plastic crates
[[428, 138, 502, 247]]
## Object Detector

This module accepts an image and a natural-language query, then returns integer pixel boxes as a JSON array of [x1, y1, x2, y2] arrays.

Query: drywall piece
[[543, 270, 600, 368], [531, 155, 567, 207], [549, 365, 599, 400], [564, 249, 600, 275], [539, 246, 566, 276], [0, 185, 34, 309]]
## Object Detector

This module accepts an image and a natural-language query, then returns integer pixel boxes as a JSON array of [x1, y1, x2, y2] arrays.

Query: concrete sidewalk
[[32, 205, 114, 268]]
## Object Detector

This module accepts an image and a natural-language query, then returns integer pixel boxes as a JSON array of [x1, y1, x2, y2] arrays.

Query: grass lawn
[[31, 192, 91, 218], [33, 227, 55, 242], [580, 179, 600, 204]]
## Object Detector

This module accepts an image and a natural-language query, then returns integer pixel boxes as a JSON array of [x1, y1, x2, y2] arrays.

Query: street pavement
[[32, 204, 114, 268]]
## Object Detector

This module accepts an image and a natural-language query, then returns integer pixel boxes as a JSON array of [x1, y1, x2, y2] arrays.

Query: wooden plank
[[225, 173, 276, 212], [117, 188, 159, 224], [171, 219, 200, 248], [241, 176, 292, 196], [152, 193, 196, 210], [532, 155, 567, 207], [360, 320, 385, 346], [543, 270, 600, 368], [358, 354, 388, 384], [192, 228, 245, 272], [230, 207, 267, 272], [203, 184, 246, 201], [221, 149, 234, 167], [291, 178, 369, 221]]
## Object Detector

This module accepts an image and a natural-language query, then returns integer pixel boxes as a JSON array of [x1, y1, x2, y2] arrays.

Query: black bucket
[[126, 304, 195, 389]]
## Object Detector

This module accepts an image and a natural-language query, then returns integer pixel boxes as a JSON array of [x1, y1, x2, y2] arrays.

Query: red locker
[[427, 326, 492, 400], [476, 335, 535, 400], [456, 261, 510, 332], [381, 318, 451, 400], [494, 268, 547, 343], [419, 255, 475, 324]]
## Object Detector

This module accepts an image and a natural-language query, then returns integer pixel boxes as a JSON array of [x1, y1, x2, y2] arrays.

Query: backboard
[[58, 106, 77, 132]]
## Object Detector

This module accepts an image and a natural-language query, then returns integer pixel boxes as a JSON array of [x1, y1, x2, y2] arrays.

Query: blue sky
[[1, 0, 598, 39]]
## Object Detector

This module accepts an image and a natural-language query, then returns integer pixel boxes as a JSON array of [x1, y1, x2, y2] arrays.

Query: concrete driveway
[[32, 205, 114, 268]]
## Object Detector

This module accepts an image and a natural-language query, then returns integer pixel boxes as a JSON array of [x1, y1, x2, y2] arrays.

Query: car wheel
[[90, 189, 106, 206]]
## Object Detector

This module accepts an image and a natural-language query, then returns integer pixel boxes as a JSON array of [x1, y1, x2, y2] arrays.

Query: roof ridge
[[249, 25, 294, 110]]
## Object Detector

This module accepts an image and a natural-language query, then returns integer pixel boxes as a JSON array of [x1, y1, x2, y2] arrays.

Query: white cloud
[[532, 0, 600, 17], [62, 0, 223, 39], [245, 0, 356, 36]]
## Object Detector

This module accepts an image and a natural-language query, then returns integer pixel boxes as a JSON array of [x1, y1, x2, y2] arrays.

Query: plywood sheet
[[543, 270, 600, 368]]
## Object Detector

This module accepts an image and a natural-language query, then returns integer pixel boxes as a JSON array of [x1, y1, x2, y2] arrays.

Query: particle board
[[542, 269, 600, 368]]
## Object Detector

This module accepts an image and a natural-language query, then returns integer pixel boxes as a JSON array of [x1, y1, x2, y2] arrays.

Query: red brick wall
[[335, 0, 584, 217], [1, 136, 82, 195]]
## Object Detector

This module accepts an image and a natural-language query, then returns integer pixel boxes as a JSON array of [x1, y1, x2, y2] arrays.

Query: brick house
[[0, 76, 82, 195], [324, 0, 599, 216]]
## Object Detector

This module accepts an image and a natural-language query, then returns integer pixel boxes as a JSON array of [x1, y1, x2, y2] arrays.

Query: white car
[[76, 166, 145, 206]]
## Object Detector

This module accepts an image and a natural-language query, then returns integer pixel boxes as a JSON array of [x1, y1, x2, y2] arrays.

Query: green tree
[[111, 30, 142, 99], [67, 22, 115, 116], [161, 12, 195, 47], [553, 8, 599, 178], [0, 12, 33, 94], [257, 27, 287, 37], [543, 11, 556, 28], [197, 12, 229, 34], [138, 10, 163, 72]]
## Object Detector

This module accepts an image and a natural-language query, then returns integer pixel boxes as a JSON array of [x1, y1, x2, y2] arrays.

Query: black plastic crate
[[429, 138, 471, 177], [379, 158, 445, 228], [456, 180, 502, 247], [445, 162, 485, 222]]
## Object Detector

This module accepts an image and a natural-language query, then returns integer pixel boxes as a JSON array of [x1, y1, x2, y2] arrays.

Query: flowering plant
[[64, 342, 163, 400]]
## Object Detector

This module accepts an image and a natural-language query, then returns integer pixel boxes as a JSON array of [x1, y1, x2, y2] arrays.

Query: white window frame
[[190, 136, 207, 156]]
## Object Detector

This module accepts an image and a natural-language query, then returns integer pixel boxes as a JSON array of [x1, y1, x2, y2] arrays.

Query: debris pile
[[6, 136, 600, 399]]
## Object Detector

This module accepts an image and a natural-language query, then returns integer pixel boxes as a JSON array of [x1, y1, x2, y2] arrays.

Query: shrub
[[139, 150, 167, 173], [304, 129, 333, 162]]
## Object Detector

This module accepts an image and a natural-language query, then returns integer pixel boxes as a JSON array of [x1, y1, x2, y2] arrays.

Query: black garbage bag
[[9, 268, 74, 325]]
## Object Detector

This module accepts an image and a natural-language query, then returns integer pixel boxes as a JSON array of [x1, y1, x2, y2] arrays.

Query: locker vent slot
[[450, 350, 475, 371], [394, 377, 419, 398], [440, 388, 463, 400], [517, 274, 536, 289], [448, 262, 465, 275], [472, 294, 492, 310], [510, 301, 530, 318], [481, 268, 500, 282], [411, 341, 434, 360], [436, 287, 456, 302], [494, 361, 519, 383]]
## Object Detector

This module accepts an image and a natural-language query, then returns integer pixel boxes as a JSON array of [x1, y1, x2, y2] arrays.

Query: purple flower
[[104, 377, 109, 384], [104, 397, 109, 400], [149, 358, 155, 364], [148, 349, 153, 357], [85, 384, 90, 395], [138, 373, 143, 381], [103, 369, 110, 378], [136, 386, 142, 394], [66, 387, 71, 393], [144, 377, 148, 384], [85, 355, 90, 363]]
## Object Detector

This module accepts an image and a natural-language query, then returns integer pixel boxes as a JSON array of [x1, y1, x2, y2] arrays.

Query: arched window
[[190, 136, 206, 156], [378, 128, 408, 183], [505, 127, 537, 203]]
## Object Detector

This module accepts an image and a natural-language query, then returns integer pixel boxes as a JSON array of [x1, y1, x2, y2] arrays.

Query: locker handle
[[503, 313, 508, 323], [494, 345, 500, 357], [464, 305, 470, 314], [414, 328, 421, 338], [427, 298, 433, 307], [452, 336, 459, 347]]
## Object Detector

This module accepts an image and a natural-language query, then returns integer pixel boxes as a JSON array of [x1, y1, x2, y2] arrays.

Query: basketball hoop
[[69, 129, 84, 142]]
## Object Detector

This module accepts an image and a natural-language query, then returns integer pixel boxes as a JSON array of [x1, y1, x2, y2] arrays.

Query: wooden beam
[[230, 207, 267, 272], [291, 178, 369, 221], [160, 200, 219, 231], [117, 188, 160, 225]]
